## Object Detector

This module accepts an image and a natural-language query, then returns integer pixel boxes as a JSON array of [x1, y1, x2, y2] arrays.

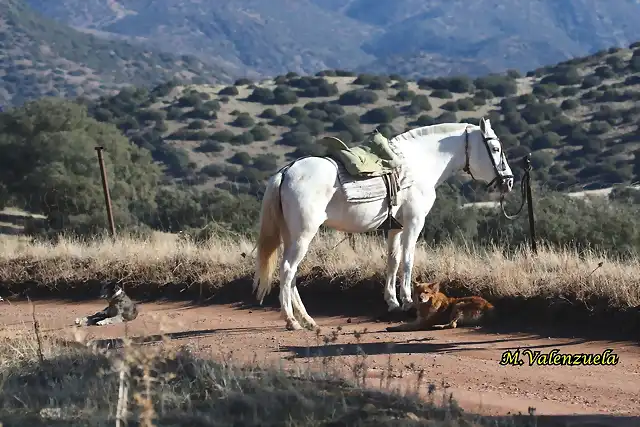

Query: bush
[[271, 114, 296, 127], [456, 98, 475, 111], [530, 151, 555, 169], [473, 75, 517, 97], [252, 153, 279, 171], [338, 89, 378, 105], [367, 76, 389, 90], [260, 108, 278, 119], [360, 106, 399, 124], [414, 114, 435, 126], [248, 87, 275, 104], [228, 151, 252, 165], [200, 164, 224, 177], [197, 140, 225, 153], [279, 130, 313, 147], [250, 124, 271, 141], [430, 89, 452, 99], [540, 66, 581, 86], [211, 130, 235, 142], [231, 113, 255, 128], [560, 99, 579, 110], [406, 95, 432, 115], [287, 106, 307, 119], [393, 89, 415, 101], [531, 132, 562, 150], [234, 78, 252, 86], [231, 131, 255, 145], [188, 120, 207, 130], [219, 86, 239, 96], [273, 86, 298, 104], [435, 112, 457, 124]]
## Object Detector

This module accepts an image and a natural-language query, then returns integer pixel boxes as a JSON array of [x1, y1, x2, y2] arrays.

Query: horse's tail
[[253, 169, 285, 304]]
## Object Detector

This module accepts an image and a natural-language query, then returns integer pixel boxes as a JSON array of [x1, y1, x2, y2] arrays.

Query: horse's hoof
[[304, 323, 317, 331], [286, 320, 303, 331], [401, 302, 414, 311]]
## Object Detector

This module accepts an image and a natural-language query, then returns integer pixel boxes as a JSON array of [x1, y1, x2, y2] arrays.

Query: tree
[[0, 98, 161, 235]]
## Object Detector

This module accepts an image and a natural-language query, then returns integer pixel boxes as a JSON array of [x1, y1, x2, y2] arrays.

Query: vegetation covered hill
[[0, 0, 230, 107], [24, 0, 640, 78], [1, 39, 640, 257], [87, 43, 640, 200]]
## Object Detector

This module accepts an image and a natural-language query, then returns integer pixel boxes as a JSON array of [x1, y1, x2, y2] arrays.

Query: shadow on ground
[[3, 273, 640, 344]]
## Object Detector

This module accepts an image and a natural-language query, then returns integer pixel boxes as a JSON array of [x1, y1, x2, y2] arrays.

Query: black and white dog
[[75, 282, 138, 326]]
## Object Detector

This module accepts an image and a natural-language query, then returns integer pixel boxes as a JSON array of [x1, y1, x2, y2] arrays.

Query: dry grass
[[0, 230, 638, 310], [0, 321, 538, 426]]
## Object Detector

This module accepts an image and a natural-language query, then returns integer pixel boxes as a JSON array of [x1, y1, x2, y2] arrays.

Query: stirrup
[[377, 215, 403, 230]]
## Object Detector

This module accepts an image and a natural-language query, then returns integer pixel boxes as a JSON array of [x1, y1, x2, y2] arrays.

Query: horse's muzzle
[[499, 177, 514, 194]]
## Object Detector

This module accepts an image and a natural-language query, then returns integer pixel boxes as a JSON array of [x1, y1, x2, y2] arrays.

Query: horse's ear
[[479, 117, 487, 133], [427, 281, 440, 293]]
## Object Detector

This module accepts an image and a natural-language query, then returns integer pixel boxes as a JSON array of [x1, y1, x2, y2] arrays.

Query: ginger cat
[[386, 281, 495, 332]]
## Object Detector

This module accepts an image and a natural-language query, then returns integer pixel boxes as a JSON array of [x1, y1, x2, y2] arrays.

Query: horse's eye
[[492, 147, 500, 152]]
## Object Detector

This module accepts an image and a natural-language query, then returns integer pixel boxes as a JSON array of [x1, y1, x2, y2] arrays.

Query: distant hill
[[24, 0, 640, 78], [85, 43, 640, 200], [0, 0, 231, 106]]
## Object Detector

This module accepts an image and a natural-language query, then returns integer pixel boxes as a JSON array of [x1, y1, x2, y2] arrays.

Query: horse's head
[[464, 117, 514, 194]]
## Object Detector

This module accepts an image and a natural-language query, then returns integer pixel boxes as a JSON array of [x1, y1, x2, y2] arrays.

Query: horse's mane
[[390, 122, 476, 143]]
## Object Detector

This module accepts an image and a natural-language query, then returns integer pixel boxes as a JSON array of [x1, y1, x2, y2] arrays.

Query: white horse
[[252, 118, 515, 331]]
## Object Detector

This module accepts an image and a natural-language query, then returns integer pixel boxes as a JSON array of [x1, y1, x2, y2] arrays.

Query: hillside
[[0, 0, 231, 107], [24, 0, 640, 78], [87, 43, 640, 200]]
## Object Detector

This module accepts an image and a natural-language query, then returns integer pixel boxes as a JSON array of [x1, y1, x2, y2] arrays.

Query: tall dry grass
[[0, 229, 638, 308]]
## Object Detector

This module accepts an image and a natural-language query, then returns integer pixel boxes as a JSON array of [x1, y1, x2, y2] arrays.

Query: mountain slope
[[83, 42, 640, 201], [25, 0, 640, 79], [0, 0, 231, 106]]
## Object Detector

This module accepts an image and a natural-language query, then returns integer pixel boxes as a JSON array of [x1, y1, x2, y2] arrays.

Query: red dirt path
[[1, 300, 639, 424]]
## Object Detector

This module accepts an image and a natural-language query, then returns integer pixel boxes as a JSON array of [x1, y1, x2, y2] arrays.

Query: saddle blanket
[[326, 158, 414, 203]]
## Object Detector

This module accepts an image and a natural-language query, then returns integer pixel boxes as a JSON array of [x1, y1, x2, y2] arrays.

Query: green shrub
[[228, 151, 252, 165], [231, 113, 255, 128], [473, 75, 517, 97], [540, 66, 581, 86], [252, 153, 279, 171], [414, 114, 435, 126], [271, 114, 296, 127], [406, 95, 432, 115], [338, 89, 378, 105], [219, 86, 239, 96], [188, 120, 207, 130], [393, 89, 415, 101], [211, 130, 235, 142], [234, 78, 252, 86], [430, 89, 452, 99], [197, 140, 225, 153], [250, 124, 271, 141], [231, 132, 255, 145], [273, 86, 298, 104], [248, 87, 275, 104], [560, 99, 578, 110], [360, 106, 399, 124], [287, 106, 307, 119], [279, 130, 313, 147], [200, 164, 224, 177], [260, 108, 278, 119]]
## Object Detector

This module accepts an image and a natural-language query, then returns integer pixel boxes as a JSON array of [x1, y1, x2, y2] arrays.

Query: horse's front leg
[[399, 215, 427, 311], [384, 229, 403, 312]]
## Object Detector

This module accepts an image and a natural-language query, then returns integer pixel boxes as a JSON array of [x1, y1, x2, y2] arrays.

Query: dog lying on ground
[[75, 282, 138, 327], [386, 281, 494, 332]]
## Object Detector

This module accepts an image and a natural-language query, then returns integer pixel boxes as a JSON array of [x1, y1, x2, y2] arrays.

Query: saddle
[[319, 131, 404, 230]]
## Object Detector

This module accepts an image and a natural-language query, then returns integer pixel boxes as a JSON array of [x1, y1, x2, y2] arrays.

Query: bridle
[[462, 127, 513, 190], [463, 127, 528, 220]]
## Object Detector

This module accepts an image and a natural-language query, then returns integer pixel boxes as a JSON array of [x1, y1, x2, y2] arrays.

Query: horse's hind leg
[[384, 229, 403, 312], [280, 231, 317, 331], [281, 224, 318, 330]]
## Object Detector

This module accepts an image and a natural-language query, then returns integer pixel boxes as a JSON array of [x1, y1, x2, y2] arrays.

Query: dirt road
[[1, 299, 639, 420]]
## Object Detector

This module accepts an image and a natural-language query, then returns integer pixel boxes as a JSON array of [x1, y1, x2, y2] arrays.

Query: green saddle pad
[[319, 132, 401, 177]]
